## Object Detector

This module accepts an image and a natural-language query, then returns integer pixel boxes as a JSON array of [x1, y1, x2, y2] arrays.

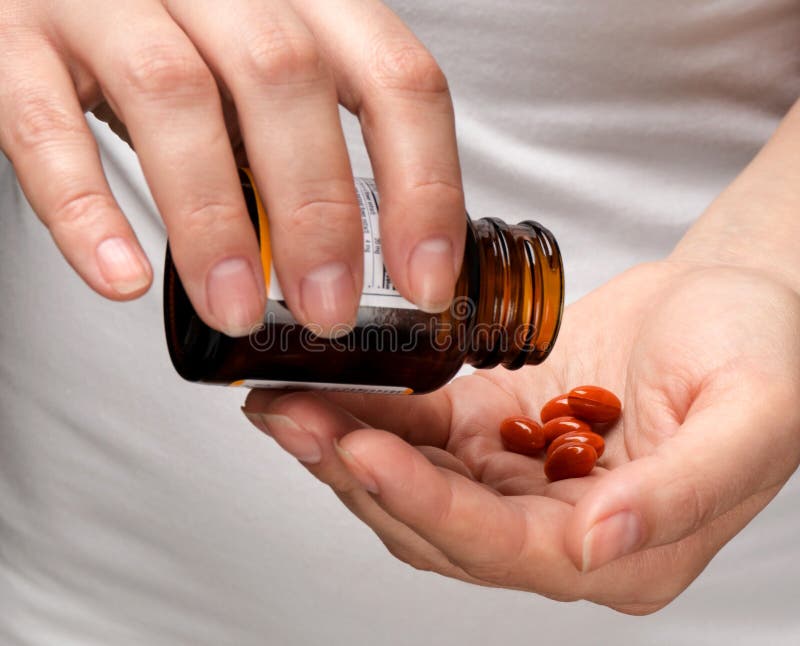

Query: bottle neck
[[464, 217, 564, 370]]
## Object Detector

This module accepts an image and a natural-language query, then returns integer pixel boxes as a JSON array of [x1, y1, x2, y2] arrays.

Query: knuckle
[[428, 478, 456, 529], [672, 477, 714, 535], [409, 177, 464, 199], [123, 42, 214, 98], [4, 90, 86, 151], [278, 194, 360, 243], [48, 191, 114, 234], [291, 197, 357, 228], [454, 503, 532, 585], [406, 177, 465, 213], [597, 549, 685, 614], [458, 541, 521, 585], [240, 29, 326, 86], [178, 199, 244, 238], [367, 38, 448, 94], [613, 600, 671, 616], [383, 541, 436, 573], [457, 550, 531, 587]]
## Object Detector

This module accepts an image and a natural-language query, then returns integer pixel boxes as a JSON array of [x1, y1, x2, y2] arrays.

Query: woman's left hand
[[242, 259, 800, 614]]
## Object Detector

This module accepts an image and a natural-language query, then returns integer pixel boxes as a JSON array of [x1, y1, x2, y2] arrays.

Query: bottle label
[[243, 170, 417, 310], [230, 379, 413, 395]]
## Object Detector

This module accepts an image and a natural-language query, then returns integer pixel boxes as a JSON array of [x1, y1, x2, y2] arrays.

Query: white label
[[265, 178, 417, 310], [233, 379, 413, 395]]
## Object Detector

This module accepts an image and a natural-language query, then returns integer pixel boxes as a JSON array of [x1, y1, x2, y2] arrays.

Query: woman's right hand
[[0, 0, 466, 337]]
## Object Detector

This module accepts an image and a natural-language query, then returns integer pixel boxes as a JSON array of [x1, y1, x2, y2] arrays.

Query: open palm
[[244, 260, 800, 614]]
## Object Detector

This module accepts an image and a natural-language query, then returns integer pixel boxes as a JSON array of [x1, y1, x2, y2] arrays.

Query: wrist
[[670, 98, 800, 293]]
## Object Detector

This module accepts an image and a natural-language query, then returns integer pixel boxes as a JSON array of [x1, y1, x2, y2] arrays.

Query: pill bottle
[[164, 169, 564, 395]]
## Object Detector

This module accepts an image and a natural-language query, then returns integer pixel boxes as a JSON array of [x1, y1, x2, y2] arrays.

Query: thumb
[[566, 383, 800, 573]]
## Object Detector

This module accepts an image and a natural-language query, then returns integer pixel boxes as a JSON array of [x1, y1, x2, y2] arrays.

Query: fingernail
[[260, 414, 322, 464], [300, 261, 358, 335], [335, 440, 379, 494], [581, 511, 643, 573], [96, 237, 151, 295], [206, 257, 265, 338], [408, 237, 456, 313]]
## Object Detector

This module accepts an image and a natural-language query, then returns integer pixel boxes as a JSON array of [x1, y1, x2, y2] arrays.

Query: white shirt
[[1, 1, 799, 643]]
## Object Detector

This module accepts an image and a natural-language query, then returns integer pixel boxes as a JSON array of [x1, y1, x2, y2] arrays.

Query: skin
[[0, 0, 465, 338], [243, 100, 800, 614], [4, 0, 797, 616]]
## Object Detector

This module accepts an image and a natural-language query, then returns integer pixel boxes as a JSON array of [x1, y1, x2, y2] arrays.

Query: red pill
[[541, 416, 591, 444], [546, 430, 605, 459], [540, 395, 573, 424], [500, 416, 546, 456], [567, 386, 622, 424], [544, 443, 597, 482]]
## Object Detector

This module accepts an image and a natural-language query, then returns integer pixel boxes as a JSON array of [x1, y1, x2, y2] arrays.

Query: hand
[[0, 1, 464, 336], [242, 260, 800, 614]]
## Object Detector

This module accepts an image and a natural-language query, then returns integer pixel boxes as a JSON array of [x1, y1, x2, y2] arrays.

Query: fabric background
[[1, 1, 799, 643]]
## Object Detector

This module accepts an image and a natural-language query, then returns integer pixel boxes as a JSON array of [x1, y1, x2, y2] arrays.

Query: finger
[[0, 36, 152, 299], [415, 446, 476, 481], [241, 392, 476, 580], [317, 368, 517, 453], [566, 378, 800, 573], [292, 0, 466, 312], [318, 390, 453, 447], [336, 428, 579, 587], [245, 387, 453, 448], [165, 0, 362, 335], [55, 2, 265, 337]]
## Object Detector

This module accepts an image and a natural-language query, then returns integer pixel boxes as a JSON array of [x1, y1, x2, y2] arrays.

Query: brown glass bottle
[[164, 170, 564, 395]]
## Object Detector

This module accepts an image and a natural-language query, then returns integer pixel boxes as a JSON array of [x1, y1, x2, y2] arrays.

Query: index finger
[[337, 428, 582, 591], [56, 2, 266, 337], [245, 387, 453, 448]]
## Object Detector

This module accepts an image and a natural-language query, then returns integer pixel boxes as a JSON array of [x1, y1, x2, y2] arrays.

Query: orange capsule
[[542, 416, 591, 444], [540, 394, 573, 424], [500, 416, 546, 456], [546, 430, 605, 459], [544, 443, 597, 482], [567, 386, 622, 425]]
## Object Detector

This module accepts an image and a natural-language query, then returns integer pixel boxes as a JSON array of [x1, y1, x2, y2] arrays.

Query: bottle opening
[[467, 218, 564, 370]]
